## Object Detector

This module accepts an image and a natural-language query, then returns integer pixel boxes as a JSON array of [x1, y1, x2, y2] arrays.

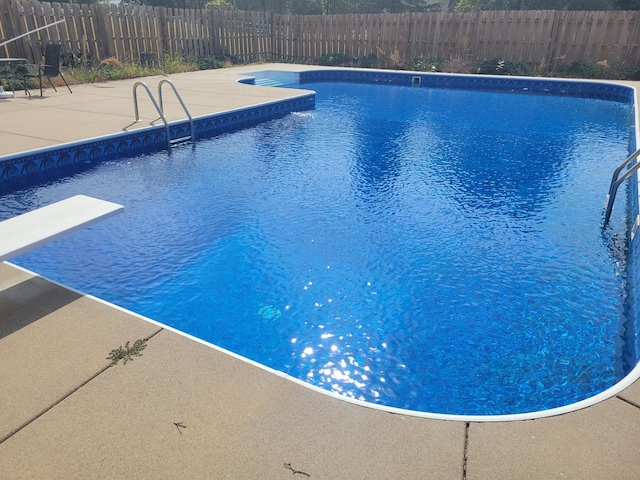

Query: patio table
[[0, 58, 28, 96]]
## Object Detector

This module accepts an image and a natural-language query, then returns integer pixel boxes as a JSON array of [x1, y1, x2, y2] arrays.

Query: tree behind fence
[[0, 0, 639, 69]]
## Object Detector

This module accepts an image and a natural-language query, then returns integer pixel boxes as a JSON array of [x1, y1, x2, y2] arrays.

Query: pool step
[[254, 78, 285, 87], [170, 135, 192, 145]]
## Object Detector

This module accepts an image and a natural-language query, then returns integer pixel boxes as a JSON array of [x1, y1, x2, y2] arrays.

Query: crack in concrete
[[616, 394, 640, 409], [0, 327, 164, 445], [462, 421, 470, 480]]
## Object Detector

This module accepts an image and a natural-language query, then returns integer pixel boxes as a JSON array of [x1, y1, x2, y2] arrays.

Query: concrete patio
[[1, 65, 640, 479]]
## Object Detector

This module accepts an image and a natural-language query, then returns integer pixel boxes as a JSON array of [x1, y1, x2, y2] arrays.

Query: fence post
[[1, 0, 640, 70]]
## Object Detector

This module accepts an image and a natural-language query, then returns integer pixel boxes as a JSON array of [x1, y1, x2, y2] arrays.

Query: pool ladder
[[132, 79, 195, 150], [603, 148, 640, 230]]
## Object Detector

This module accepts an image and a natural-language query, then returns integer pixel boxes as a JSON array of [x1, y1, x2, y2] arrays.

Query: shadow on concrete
[[0, 275, 81, 339]]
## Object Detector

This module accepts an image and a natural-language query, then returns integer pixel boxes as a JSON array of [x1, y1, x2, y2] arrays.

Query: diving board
[[0, 195, 124, 262]]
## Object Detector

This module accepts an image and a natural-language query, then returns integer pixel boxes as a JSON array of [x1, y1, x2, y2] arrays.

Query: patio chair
[[24, 44, 72, 97]]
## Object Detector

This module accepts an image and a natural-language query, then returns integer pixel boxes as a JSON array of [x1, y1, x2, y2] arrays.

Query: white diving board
[[0, 195, 124, 262]]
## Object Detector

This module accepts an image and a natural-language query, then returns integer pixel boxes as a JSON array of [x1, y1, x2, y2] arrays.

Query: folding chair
[[24, 44, 73, 97]]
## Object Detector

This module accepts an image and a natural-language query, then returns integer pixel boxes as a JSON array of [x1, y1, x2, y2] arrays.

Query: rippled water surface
[[1, 82, 634, 415]]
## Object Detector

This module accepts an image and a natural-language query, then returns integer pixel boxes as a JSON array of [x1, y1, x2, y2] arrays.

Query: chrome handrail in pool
[[157, 79, 195, 145], [132, 80, 195, 150], [603, 148, 640, 227], [133, 81, 172, 150]]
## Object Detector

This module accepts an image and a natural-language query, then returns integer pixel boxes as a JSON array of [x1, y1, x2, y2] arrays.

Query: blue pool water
[[0, 81, 634, 416]]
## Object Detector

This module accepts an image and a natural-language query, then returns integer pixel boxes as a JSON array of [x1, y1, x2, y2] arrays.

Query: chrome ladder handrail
[[157, 79, 195, 145], [133, 81, 172, 150], [132, 80, 195, 151], [603, 148, 640, 227]]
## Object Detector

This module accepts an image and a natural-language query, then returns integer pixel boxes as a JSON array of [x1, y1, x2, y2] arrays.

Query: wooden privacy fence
[[1, 0, 639, 69], [0, 0, 272, 64], [272, 10, 640, 68]]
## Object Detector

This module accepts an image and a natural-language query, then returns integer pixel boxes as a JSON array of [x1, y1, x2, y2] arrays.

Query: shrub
[[160, 55, 197, 74], [358, 53, 380, 68], [196, 56, 223, 70], [316, 53, 348, 66], [552, 61, 604, 78], [98, 56, 123, 73], [413, 56, 448, 72], [216, 53, 243, 65], [615, 66, 640, 81], [61, 49, 91, 68], [551, 61, 640, 81], [442, 57, 476, 74]]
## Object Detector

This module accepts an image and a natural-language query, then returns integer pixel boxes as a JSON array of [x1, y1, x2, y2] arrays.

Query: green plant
[[476, 57, 528, 76], [552, 61, 603, 78], [215, 53, 242, 66], [61, 49, 91, 69], [206, 0, 235, 9], [413, 56, 448, 72], [107, 338, 148, 366], [64, 66, 103, 85], [442, 57, 476, 74], [58, 52, 242, 86], [358, 53, 380, 68], [196, 55, 223, 70], [551, 61, 640, 80], [62, 54, 199, 85], [97, 57, 125, 80], [316, 53, 348, 66], [160, 55, 198, 74], [614, 65, 640, 80]]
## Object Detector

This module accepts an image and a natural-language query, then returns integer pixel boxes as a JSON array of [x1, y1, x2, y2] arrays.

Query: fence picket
[[0, 1, 638, 70]]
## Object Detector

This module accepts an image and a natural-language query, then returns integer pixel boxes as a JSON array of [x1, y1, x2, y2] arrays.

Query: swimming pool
[[0, 72, 637, 418]]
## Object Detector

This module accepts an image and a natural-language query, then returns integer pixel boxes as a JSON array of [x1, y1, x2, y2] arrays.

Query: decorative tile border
[[0, 94, 315, 193], [299, 69, 634, 103]]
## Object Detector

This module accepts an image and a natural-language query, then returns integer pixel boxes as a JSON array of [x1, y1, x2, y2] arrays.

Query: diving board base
[[0, 195, 124, 262]]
